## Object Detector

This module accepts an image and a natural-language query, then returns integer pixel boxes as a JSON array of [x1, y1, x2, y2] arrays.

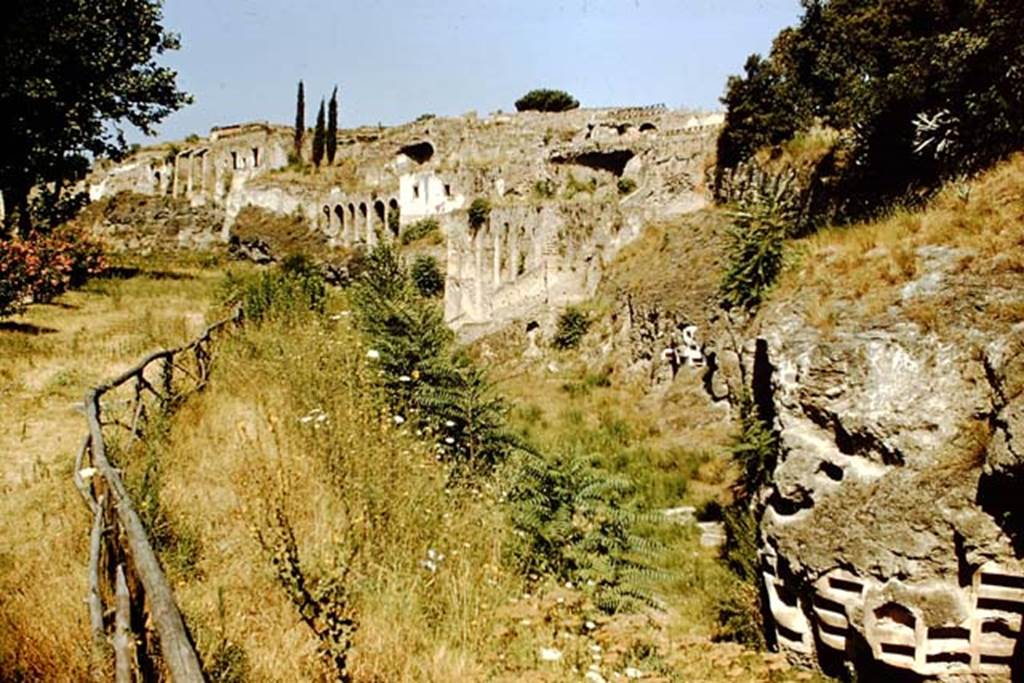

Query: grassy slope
[[773, 151, 1024, 333], [0, 261, 224, 680]]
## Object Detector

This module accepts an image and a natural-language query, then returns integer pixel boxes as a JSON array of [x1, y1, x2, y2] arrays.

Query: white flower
[[584, 620, 596, 631], [366, 349, 380, 360], [399, 375, 412, 382], [393, 415, 405, 425], [444, 436, 455, 444], [299, 415, 314, 424], [624, 667, 643, 679], [444, 419, 455, 427], [538, 647, 562, 662], [78, 467, 97, 480]]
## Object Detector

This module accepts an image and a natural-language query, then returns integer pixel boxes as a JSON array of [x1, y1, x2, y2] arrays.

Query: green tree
[[515, 89, 580, 113], [326, 87, 338, 165], [294, 80, 305, 161], [716, 0, 1024, 220], [312, 99, 326, 168], [410, 255, 444, 298], [0, 0, 190, 235]]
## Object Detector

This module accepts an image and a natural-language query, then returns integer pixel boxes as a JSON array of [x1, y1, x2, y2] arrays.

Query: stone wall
[[704, 250, 1024, 680]]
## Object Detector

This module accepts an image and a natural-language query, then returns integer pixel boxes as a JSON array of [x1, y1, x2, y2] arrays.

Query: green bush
[[564, 173, 597, 199], [410, 255, 444, 298], [515, 89, 580, 113], [616, 177, 637, 195], [221, 256, 326, 324], [719, 172, 800, 310], [352, 243, 514, 472], [552, 306, 591, 350], [467, 198, 491, 230], [532, 178, 557, 199], [505, 451, 660, 613], [399, 217, 439, 245]]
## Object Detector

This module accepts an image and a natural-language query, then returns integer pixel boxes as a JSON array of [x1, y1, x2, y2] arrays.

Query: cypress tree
[[312, 98, 326, 168], [294, 80, 305, 161], [326, 86, 338, 164]]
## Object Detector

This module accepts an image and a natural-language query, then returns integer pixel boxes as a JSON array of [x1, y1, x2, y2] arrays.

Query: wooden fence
[[73, 308, 243, 682]]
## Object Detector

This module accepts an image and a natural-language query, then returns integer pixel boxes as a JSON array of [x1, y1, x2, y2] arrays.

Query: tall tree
[[312, 99, 326, 168], [0, 0, 190, 235], [326, 87, 339, 165], [294, 80, 305, 162]]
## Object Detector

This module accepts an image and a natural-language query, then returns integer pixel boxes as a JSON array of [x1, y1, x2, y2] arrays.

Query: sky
[[140, 0, 802, 143]]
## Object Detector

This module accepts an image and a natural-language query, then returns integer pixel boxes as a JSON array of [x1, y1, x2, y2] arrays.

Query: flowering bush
[[0, 229, 106, 317]]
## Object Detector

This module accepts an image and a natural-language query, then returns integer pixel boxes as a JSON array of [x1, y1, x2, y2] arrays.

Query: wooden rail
[[74, 308, 243, 681]]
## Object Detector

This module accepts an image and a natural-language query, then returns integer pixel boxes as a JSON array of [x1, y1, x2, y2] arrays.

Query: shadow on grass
[[0, 321, 58, 335], [100, 266, 196, 281]]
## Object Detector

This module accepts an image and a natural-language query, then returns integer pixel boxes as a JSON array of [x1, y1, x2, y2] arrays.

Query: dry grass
[[778, 152, 1024, 324], [0, 263, 224, 681]]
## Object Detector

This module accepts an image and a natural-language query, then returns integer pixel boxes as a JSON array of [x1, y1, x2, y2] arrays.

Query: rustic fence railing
[[73, 308, 243, 682]]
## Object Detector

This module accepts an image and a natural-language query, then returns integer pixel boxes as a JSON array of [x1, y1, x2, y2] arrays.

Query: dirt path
[[0, 266, 220, 680]]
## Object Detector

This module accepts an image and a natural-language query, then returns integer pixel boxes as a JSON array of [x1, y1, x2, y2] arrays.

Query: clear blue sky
[[141, 0, 802, 143]]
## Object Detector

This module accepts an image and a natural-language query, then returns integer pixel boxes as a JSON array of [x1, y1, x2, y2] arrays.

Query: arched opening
[[373, 200, 386, 237], [398, 140, 434, 164], [359, 202, 369, 241], [387, 198, 400, 237], [322, 205, 333, 234], [334, 204, 345, 237], [639, 122, 657, 132]]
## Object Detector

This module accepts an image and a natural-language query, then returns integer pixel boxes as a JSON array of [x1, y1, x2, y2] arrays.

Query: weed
[[552, 306, 591, 350]]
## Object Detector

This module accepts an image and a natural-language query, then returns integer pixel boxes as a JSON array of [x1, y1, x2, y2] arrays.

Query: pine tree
[[326, 87, 338, 165], [312, 99, 326, 168], [293, 80, 305, 161]]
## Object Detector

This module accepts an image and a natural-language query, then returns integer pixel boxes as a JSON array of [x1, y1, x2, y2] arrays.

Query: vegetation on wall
[[399, 217, 440, 245], [515, 89, 580, 113], [468, 198, 491, 230]]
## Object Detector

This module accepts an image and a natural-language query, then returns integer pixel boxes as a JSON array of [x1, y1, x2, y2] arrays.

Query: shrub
[[719, 171, 800, 310], [0, 229, 106, 316], [221, 257, 326, 324], [352, 244, 516, 472], [505, 451, 660, 613], [617, 177, 637, 195], [515, 89, 580, 113], [410, 255, 444, 298], [399, 217, 439, 245], [532, 178, 557, 199], [552, 306, 591, 350], [467, 198, 491, 230], [564, 173, 597, 200]]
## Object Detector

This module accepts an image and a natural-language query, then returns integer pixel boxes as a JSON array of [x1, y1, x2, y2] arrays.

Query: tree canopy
[[0, 0, 190, 234], [716, 0, 1024, 220], [514, 89, 580, 113]]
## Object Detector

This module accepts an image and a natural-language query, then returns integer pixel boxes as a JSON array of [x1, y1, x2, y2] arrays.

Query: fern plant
[[505, 451, 663, 613]]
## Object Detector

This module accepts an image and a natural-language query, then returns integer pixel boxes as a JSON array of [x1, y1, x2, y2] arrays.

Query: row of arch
[[321, 196, 400, 246]]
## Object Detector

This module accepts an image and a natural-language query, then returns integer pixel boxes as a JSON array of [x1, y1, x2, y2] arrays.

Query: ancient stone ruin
[[85, 107, 723, 337]]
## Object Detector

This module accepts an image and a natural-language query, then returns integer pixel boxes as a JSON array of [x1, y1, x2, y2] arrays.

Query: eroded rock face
[[751, 308, 1024, 680]]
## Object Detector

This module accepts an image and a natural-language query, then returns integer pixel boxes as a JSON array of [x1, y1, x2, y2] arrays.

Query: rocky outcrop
[[73, 193, 224, 253], [727, 256, 1024, 680]]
